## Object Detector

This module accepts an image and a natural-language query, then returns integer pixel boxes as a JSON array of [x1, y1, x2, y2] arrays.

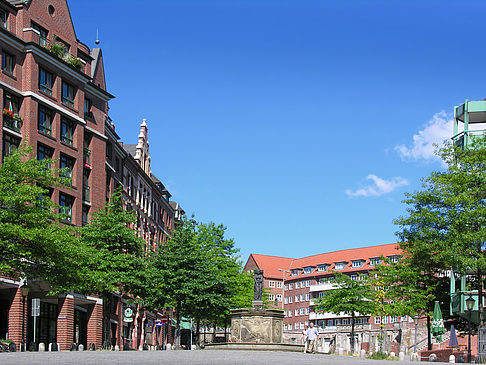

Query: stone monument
[[230, 269, 284, 344]]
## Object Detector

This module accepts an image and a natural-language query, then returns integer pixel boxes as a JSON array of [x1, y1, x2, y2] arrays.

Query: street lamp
[[466, 295, 475, 363], [20, 284, 30, 352], [413, 315, 419, 355], [278, 268, 290, 309]]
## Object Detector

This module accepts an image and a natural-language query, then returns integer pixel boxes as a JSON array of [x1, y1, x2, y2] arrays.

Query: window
[[318, 264, 329, 272], [295, 295, 299, 303], [352, 260, 363, 268], [295, 282, 300, 289], [299, 308, 305, 315], [370, 257, 382, 266], [334, 262, 346, 270], [0, 8, 7, 29], [342, 318, 349, 325], [306, 280, 311, 287], [327, 320, 334, 326], [2, 51, 14, 75], [277, 281, 283, 289], [303, 267, 313, 274], [39, 68, 54, 96], [288, 283, 293, 290], [276, 294, 282, 302], [318, 292, 325, 298], [31, 22, 48, 46], [305, 293, 310, 301], [294, 323, 299, 330], [291, 269, 300, 276], [84, 97, 92, 117], [389, 255, 399, 263], [268, 294, 275, 301], [305, 308, 310, 315], [269, 281, 275, 288], [288, 310, 292, 317], [284, 297, 288, 304], [60, 154, 75, 184], [351, 274, 358, 281], [82, 205, 89, 226], [300, 322, 304, 329], [83, 169, 90, 202], [55, 37, 70, 53], [4, 91, 20, 113], [300, 294, 304, 302], [2, 133, 20, 159], [106, 142, 112, 159], [59, 193, 74, 222], [61, 81, 75, 108], [284, 284, 288, 291], [38, 105, 53, 135], [295, 309, 299, 316], [37, 144, 53, 165], [288, 296, 293, 304], [60, 117, 74, 145], [375, 317, 381, 324]]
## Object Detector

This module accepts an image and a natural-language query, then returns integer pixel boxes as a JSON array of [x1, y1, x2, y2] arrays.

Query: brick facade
[[0, 0, 179, 351]]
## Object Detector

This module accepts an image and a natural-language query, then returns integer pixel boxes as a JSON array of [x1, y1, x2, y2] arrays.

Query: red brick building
[[0, 0, 177, 352], [244, 243, 417, 351]]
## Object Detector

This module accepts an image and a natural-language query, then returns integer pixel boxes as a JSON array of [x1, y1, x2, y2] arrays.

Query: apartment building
[[0, 0, 178, 351], [244, 243, 415, 351]]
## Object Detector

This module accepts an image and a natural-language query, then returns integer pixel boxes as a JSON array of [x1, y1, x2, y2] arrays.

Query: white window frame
[[269, 281, 275, 288], [288, 283, 293, 290], [277, 281, 283, 288], [295, 295, 299, 303], [277, 294, 282, 302], [268, 294, 275, 301], [352, 260, 362, 268], [295, 309, 299, 316], [288, 296, 293, 303]]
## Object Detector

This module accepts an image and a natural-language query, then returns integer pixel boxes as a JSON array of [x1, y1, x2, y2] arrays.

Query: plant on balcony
[[63, 53, 83, 70], [3, 108, 23, 129], [45, 42, 65, 57]]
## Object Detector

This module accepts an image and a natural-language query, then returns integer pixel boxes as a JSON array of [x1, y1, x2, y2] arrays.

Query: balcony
[[453, 100, 486, 148], [309, 282, 336, 292], [83, 186, 90, 203], [3, 110, 22, 133], [43, 39, 84, 71]]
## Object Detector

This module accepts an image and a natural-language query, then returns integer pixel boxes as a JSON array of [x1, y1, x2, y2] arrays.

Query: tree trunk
[[427, 315, 432, 351], [224, 317, 227, 343], [175, 302, 181, 349], [195, 319, 200, 346], [351, 312, 355, 354], [479, 268, 484, 326]]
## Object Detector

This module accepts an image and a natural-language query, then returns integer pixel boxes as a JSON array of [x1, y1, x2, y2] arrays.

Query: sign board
[[31, 298, 40, 317], [160, 315, 168, 323], [155, 322, 163, 327], [123, 307, 134, 323]]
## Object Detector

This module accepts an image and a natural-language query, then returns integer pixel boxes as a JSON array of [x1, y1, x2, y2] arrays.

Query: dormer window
[[370, 257, 382, 266], [317, 264, 330, 272], [303, 266, 313, 275], [291, 269, 301, 277], [388, 255, 399, 263], [334, 262, 346, 270], [352, 260, 363, 268]]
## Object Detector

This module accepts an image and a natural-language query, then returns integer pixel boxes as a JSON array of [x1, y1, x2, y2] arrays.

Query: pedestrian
[[302, 324, 309, 353], [306, 322, 319, 353]]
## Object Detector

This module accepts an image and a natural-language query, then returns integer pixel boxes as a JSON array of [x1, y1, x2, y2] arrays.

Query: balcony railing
[[309, 282, 337, 292], [43, 38, 84, 71], [83, 186, 90, 203], [452, 130, 486, 149], [3, 110, 22, 133]]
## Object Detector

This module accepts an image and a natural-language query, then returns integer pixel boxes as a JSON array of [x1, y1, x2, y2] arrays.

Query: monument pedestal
[[230, 302, 284, 344]]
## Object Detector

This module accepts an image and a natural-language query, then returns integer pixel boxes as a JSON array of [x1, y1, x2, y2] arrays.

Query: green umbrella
[[431, 301, 445, 343]]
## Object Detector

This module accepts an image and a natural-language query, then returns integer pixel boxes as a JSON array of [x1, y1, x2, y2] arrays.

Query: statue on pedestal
[[254, 269, 264, 301]]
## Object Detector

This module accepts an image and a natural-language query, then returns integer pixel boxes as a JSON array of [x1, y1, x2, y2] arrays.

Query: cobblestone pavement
[[0, 350, 449, 365]]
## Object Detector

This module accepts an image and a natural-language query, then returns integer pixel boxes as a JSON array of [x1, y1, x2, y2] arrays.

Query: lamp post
[[413, 315, 419, 355], [278, 268, 290, 310], [20, 284, 30, 352], [466, 295, 475, 363]]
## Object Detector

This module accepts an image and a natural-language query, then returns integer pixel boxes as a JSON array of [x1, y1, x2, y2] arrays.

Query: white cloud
[[394, 111, 452, 163], [345, 174, 409, 198]]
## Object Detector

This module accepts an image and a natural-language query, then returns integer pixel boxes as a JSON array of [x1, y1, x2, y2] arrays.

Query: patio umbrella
[[432, 301, 446, 343], [449, 324, 458, 348]]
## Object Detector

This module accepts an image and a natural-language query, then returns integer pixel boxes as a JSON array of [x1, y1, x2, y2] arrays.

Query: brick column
[[8, 288, 26, 349], [87, 300, 103, 349], [57, 295, 74, 351]]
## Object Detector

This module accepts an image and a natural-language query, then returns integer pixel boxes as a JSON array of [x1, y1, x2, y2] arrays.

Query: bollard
[[70, 343, 77, 351], [449, 354, 455, 363], [429, 353, 437, 362], [78, 344, 84, 351], [411, 352, 419, 361], [38, 343, 45, 352], [390, 352, 396, 358], [399, 351, 405, 361], [114, 345, 120, 351], [338, 347, 344, 356], [123, 343, 130, 351], [166, 343, 172, 351], [360, 349, 366, 359], [191, 345, 196, 351], [88, 343, 95, 351]]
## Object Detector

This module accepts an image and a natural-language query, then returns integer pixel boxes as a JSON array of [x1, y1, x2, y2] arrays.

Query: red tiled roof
[[247, 254, 294, 279], [245, 243, 401, 279]]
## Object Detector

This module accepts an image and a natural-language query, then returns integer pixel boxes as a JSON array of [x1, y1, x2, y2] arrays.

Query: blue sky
[[69, 0, 486, 263]]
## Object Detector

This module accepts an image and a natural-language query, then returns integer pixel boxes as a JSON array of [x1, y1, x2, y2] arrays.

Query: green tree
[[79, 189, 148, 346], [313, 271, 376, 354], [0, 145, 89, 293], [150, 216, 252, 346], [395, 137, 486, 325]]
